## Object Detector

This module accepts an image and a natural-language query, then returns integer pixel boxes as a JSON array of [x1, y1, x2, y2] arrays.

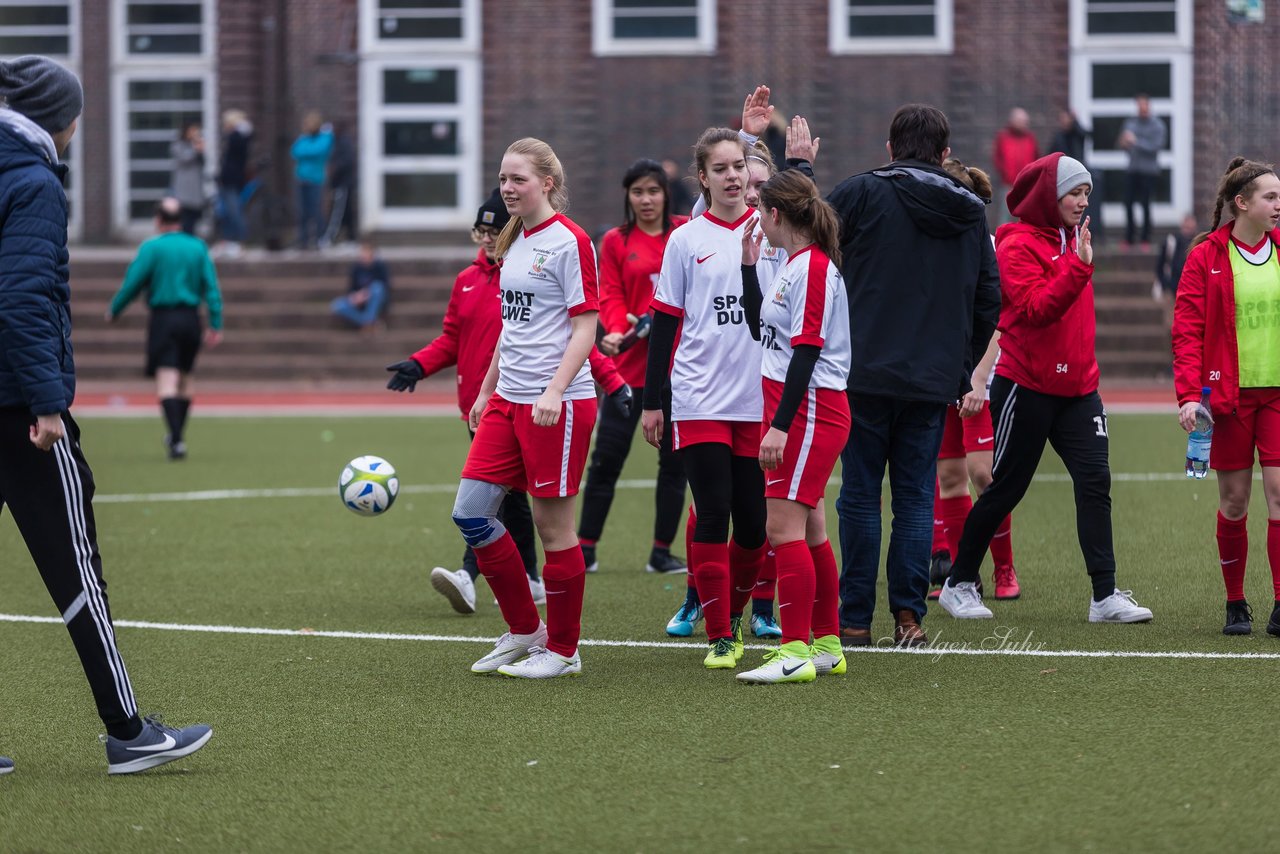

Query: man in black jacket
[[0, 55, 211, 775], [826, 104, 1000, 648]]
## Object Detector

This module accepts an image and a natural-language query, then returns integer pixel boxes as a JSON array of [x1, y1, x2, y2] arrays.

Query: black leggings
[[679, 442, 766, 549]]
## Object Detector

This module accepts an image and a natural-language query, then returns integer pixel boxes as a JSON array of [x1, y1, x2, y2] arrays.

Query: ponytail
[[1190, 155, 1275, 251], [943, 157, 993, 202]]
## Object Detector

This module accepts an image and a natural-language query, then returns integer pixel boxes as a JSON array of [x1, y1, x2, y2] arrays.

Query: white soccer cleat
[[431, 567, 476, 614], [938, 579, 994, 619], [497, 646, 582, 678], [529, 577, 547, 605], [736, 644, 817, 685], [1088, 589, 1153, 623], [471, 622, 548, 673]]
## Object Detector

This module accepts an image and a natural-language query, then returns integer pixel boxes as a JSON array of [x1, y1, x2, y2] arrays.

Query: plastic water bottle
[[1185, 387, 1212, 479]]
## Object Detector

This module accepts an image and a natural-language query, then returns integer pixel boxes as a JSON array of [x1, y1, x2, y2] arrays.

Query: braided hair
[[1190, 156, 1276, 250]]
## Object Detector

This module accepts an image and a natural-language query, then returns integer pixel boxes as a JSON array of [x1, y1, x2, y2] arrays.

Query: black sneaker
[[163, 435, 187, 460], [929, 550, 952, 586], [580, 543, 598, 574], [1267, 601, 1280, 637], [645, 549, 688, 574], [1224, 599, 1253, 636]]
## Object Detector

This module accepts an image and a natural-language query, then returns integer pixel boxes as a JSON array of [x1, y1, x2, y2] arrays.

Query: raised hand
[[742, 215, 763, 266], [784, 115, 820, 165], [741, 85, 774, 137], [1076, 215, 1093, 265]]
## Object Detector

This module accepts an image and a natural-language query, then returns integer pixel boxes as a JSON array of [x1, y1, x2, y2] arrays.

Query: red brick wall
[[77, 0, 111, 241]]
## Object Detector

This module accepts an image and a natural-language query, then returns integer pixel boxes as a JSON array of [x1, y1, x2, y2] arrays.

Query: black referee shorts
[[145, 306, 202, 376]]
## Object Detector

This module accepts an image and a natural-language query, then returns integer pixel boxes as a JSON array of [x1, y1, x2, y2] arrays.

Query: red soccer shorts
[[462, 394, 597, 497], [938, 402, 995, 459], [761, 380, 850, 508], [1211, 387, 1280, 470], [672, 419, 759, 456]]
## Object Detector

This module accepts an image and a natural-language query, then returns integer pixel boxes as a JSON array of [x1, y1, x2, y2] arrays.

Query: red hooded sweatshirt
[[993, 152, 1100, 397], [1171, 222, 1280, 415], [412, 249, 622, 420]]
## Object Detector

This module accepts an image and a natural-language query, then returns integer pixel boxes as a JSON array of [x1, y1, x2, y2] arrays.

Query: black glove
[[386, 359, 425, 392], [609, 383, 633, 418]]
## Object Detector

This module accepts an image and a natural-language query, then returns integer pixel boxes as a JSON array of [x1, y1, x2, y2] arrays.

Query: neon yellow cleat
[[704, 636, 737, 669], [810, 634, 847, 676]]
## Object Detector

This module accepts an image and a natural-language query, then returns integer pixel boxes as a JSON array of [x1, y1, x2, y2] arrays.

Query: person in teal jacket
[[290, 110, 333, 249], [108, 197, 224, 459]]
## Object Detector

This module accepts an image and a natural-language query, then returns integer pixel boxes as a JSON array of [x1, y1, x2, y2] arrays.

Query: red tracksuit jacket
[[1172, 222, 1280, 415], [412, 249, 622, 420], [994, 152, 1100, 398]]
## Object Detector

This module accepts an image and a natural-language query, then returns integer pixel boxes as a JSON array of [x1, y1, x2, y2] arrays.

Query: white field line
[[1, 612, 1277, 661], [91, 471, 1219, 505]]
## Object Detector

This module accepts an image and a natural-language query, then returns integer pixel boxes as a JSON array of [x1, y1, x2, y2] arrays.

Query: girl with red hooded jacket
[[938, 153, 1154, 624], [1172, 157, 1280, 637]]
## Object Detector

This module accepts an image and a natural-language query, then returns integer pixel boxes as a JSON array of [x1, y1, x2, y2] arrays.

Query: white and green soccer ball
[[339, 455, 399, 516]]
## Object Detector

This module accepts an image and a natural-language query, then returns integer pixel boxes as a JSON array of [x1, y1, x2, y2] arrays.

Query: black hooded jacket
[[826, 159, 1001, 402]]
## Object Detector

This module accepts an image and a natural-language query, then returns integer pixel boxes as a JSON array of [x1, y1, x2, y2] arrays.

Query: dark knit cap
[[0, 55, 83, 134], [474, 187, 510, 231]]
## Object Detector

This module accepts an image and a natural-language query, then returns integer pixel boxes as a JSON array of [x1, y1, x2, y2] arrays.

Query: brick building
[[2, 0, 1275, 244]]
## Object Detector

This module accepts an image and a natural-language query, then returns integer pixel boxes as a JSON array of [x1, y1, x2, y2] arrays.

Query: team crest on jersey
[[531, 252, 549, 275], [761, 239, 779, 260], [771, 280, 789, 305]]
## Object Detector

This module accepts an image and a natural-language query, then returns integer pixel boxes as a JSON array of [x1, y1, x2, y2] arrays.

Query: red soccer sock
[[689, 541, 731, 640], [753, 542, 778, 603], [940, 494, 974, 563], [990, 514, 1014, 570], [1217, 512, 1248, 601], [1268, 520, 1280, 602], [729, 541, 766, 616], [931, 479, 947, 555], [773, 540, 816, 645], [542, 545, 586, 657], [809, 539, 840, 639], [474, 532, 540, 635]]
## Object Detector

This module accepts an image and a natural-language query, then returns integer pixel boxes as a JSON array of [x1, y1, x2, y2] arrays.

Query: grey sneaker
[[103, 715, 212, 775], [0, 756, 13, 775]]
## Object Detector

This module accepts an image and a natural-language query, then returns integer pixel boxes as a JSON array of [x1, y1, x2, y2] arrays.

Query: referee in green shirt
[[108, 197, 224, 459]]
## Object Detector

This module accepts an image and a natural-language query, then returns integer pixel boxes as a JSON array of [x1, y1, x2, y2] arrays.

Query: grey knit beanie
[[0, 55, 83, 134], [1055, 155, 1092, 199]]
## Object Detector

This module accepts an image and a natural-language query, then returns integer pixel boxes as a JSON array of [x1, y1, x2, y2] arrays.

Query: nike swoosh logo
[[696, 254, 716, 264], [1051, 254, 1061, 261], [534, 480, 555, 488], [1221, 558, 1239, 565], [701, 597, 720, 607], [1211, 269, 1222, 274], [755, 580, 770, 586], [781, 662, 806, 676], [778, 602, 790, 609], [546, 590, 565, 594], [767, 478, 785, 486], [462, 285, 476, 292], [127, 733, 177, 753], [734, 587, 754, 593], [977, 436, 994, 444]]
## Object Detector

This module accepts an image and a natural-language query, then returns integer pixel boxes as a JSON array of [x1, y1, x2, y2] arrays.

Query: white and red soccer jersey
[[755, 232, 787, 294], [652, 209, 763, 422], [496, 213, 599, 404], [759, 245, 850, 391]]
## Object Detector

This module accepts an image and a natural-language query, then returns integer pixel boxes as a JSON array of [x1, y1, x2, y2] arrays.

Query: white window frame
[[592, 0, 716, 57], [829, 0, 953, 55], [358, 57, 480, 230], [113, 0, 215, 65], [1069, 50, 1193, 228], [0, 0, 82, 240], [358, 0, 479, 54], [1070, 0, 1193, 50]]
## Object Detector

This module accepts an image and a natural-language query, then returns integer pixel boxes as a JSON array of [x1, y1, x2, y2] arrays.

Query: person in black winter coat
[[216, 108, 252, 254], [0, 54, 211, 775], [825, 103, 1001, 648]]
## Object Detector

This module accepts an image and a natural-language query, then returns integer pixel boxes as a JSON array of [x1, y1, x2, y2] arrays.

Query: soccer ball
[[339, 455, 399, 516]]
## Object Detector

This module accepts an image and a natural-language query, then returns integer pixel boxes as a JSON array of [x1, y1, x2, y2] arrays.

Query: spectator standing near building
[[108, 197, 224, 460], [321, 121, 356, 248], [992, 107, 1038, 223], [330, 239, 389, 333], [1119, 94, 1166, 249], [1050, 108, 1104, 242], [170, 121, 205, 236], [216, 109, 252, 256], [290, 110, 333, 250], [0, 54, 211, 775], [826, 104, 1001, 648], [1154, 212, 1198, 331]]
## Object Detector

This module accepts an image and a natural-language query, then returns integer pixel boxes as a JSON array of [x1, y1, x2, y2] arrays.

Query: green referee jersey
[[109, 231, 223, 330]]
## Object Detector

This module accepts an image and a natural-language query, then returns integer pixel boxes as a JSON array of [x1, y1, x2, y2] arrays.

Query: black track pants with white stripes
[[0, 409, 140, 734], [949, 376, 1118, 595]]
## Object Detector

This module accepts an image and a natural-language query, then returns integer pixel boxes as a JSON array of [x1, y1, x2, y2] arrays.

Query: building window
[[361, 0, 479, 52], [592, 0, 716, 56], [359, 58, 479, 228], [1071, 0, 1191, 47], [0, 0, 72, 55], [122, 0, 205, 56], [829, 0, 953, 55], [119, 76, 206, 220]]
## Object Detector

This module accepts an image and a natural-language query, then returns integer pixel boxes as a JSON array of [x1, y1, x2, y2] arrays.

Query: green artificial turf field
[[1, 411, 1276, 852]]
